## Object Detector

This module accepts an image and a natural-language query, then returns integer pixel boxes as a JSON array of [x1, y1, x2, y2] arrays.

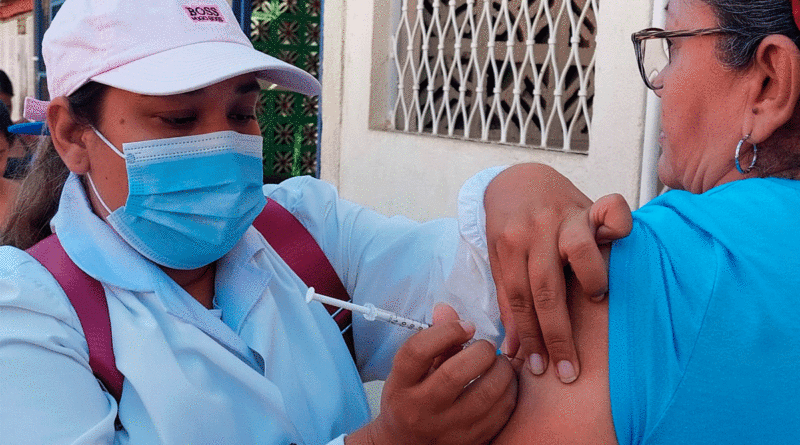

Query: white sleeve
[[0, 247, 118, 444], [327, 434, 347, 445], [264, 166, 508, 381]]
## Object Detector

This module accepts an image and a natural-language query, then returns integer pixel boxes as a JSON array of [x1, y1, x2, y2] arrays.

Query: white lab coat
[[0, 167, 504, 444]]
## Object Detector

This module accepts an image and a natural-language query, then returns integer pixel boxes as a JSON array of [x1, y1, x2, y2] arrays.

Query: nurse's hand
[[484, 163, 631, 382], [346, 304, 517, 445]]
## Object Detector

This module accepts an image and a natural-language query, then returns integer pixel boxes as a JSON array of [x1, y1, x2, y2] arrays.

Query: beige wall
[[0, 13, 35, 122], [321, 0, 660, 220]]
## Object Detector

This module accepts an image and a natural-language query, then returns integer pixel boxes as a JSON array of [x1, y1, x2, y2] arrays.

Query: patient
[[491, 0, 800, 442]]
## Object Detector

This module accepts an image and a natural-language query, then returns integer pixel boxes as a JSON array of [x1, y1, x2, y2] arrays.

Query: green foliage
[[251, 0, 287, 24]]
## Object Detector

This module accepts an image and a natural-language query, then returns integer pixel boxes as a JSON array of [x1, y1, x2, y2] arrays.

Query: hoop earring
[[735, 134, 757, 175]]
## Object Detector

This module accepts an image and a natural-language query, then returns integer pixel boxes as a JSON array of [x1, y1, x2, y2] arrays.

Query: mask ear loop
[[85, 172, 115, 216], [86, 127, 125, 216], [91, 127, 126, 159]]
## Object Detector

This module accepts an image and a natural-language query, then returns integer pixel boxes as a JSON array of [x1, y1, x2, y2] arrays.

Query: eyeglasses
[[631, 27, 732, 90]]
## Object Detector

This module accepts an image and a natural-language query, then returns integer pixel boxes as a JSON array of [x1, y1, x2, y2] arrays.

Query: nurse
[[0, 0, 630, 443]]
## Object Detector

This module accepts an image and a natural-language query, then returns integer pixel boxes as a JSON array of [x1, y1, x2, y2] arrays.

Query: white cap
[[42, 0, 320, 100]]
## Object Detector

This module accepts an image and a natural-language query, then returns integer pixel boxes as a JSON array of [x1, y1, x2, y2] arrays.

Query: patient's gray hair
[[704, 0, 800, 68], [700, 0, 800, 179]]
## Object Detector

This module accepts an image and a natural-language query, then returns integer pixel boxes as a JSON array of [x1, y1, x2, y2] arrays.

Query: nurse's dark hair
[[0, 101, 14, 145], [0, 70, 12, 97], [703, 0, 800, 68], [1, 82, 107, 249]]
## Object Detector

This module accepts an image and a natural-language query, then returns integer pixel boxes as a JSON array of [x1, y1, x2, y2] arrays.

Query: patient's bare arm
[[492, 246, 617, 445], [485, 163, 631, 383]]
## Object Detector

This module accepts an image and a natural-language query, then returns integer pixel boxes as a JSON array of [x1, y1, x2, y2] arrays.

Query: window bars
[[389, 0, 598, 152]]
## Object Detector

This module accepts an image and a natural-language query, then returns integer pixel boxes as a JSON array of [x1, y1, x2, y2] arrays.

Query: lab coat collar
[[52, 173, 158, 292], [214, 228, 273, 334], [158, 230, 272, 372], [155, 274, 266, 374]]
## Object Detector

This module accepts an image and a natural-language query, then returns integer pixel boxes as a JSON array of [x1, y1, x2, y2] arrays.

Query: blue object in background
[[7, 122, 47, 135]]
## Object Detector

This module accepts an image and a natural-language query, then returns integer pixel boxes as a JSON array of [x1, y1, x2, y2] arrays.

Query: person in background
[[0, 70, 13, 116], [0, 101, 24, 230], [0, 0, 631, 443], [492, 0, 800, 443]]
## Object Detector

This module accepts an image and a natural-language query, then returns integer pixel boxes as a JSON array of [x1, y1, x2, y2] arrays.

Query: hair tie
[[793, 0, 800, 31]]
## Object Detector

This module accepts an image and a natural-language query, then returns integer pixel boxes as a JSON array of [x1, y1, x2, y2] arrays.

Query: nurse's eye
[[160, 115, 197, 126], [230, 112, 257, 123]]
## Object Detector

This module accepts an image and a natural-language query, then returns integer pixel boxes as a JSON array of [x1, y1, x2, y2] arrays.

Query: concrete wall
[[321, 0, 659, 220], [0, 13, 35, 122]]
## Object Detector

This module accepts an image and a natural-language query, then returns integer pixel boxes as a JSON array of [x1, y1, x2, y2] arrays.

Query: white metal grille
[[389, 0, 598, 152]]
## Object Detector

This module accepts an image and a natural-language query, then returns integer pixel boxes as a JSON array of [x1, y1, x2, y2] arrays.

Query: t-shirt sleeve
[[607, 198, 719, 444]]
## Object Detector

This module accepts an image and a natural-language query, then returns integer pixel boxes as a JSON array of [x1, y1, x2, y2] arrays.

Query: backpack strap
[[26, 235, 125, 401], [24, 199, 355, 403], [254, 199, 355, 359]]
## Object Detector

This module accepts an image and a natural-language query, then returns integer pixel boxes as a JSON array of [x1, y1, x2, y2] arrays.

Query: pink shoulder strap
[[26, 235, 125, 401], [255, 199, 354, 356]]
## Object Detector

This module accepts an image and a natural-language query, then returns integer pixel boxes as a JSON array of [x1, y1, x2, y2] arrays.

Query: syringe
[[305, 287, 521, 362], [305, 287, 430, 331]]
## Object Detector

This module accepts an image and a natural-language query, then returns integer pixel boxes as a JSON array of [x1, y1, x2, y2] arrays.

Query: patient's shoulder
[[493, 254, 616, 444]]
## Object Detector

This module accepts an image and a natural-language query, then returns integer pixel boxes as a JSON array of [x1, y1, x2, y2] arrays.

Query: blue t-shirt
[[609, 178, 800, 444]]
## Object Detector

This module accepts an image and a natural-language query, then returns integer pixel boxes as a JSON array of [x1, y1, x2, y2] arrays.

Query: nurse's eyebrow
[[236, 81, 262, 95]]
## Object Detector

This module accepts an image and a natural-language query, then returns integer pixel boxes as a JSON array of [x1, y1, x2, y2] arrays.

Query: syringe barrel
[[373, 307, 429, 331]]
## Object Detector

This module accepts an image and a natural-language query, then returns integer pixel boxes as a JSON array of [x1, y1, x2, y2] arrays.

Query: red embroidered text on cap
[[183, 6, 226, 23]]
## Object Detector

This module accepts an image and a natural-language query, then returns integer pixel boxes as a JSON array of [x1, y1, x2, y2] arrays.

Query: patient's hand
[[484, 163, 631, 382], [346, 304, 517, 445]]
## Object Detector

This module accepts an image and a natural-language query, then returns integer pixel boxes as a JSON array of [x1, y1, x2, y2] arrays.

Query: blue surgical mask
[[87, 128, 267, 270]]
